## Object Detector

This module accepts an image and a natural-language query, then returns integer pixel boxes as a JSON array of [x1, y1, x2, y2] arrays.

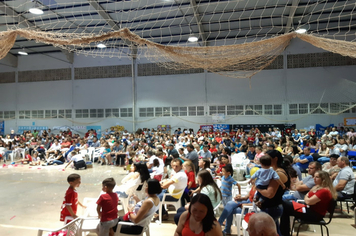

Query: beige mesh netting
[[1, 28, 356, 78]]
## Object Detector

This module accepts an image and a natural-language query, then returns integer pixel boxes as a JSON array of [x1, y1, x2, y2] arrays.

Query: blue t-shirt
[[221, 175, 237, 197], [296, 155, 313, 170], [251, 168, 279, 187]]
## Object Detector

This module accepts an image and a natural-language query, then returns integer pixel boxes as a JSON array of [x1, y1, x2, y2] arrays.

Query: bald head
[[247, 212, 277, 236]]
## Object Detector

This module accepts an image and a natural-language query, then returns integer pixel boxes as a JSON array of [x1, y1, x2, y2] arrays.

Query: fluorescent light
[[295, 28, 307, 34], [97, 43, 107, 49], [188, 36, 198, 42], [29, 8, 44, 15], [18, 51, 28, 56]]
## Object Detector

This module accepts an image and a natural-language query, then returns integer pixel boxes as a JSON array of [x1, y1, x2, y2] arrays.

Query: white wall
[[1, 38, 356, 134]]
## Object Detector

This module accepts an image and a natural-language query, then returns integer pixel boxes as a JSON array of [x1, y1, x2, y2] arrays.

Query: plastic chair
[[115, 211, 155, 236], [213, 200, 222, 216], [291, 199, 336, 236], [234, 205, 255, 236], [348, 151, 356, 170], [338, 182, 356, 214], [37, 217, 83, 236], [158, 188, 185, 224]]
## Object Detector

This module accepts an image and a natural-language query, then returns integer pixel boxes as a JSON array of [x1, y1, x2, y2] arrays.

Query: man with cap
[[167, 143, 178, 158]]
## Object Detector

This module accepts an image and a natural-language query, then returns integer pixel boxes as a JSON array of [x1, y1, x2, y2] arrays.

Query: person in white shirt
[[65, 151, 86, 170], [156, 158, 187, 220], [329, 127, 339, 137], [335, 138, 348, 157], [46, 139, 61, 159]]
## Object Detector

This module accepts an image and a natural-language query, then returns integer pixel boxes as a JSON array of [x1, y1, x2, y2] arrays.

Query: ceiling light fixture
[[97, 43, 107, 49], [295, 28, 307, 34], [188, 35, 198, 42], [29, 1, 44, 15], [18, 51, 28, 56]]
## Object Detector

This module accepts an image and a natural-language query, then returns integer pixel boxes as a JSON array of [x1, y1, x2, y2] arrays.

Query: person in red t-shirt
[[215, 155, 229, 176], [96, 178, 119, 236], [280, 170, 337, 236], [60, 174, 86, 224], [182, 160, 197, 204]]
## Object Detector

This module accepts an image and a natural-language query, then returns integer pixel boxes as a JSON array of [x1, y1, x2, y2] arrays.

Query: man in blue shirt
[[295, 147, 313, 172]]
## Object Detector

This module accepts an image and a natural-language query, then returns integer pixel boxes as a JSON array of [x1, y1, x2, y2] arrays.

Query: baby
[[250, 155, 285, 205]]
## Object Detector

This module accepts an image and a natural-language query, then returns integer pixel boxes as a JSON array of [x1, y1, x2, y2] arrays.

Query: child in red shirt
[[60, 174, 86, 224], [215, 155, 229, 176], [96, 178, 119, 236], [182, 160, 197, 204]]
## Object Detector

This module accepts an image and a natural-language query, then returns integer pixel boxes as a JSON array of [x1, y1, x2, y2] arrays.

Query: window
[[105, 108, 120, 118], [19, 110, 31, 119], [227, 105, 243, 115], [310, 103, 328, 114], [254, 105, 263, 115], [273, 105, 282, 115], [209, 106, 217, 115], [299, 104, 308, 114], [58, 109, 71, 119], [245, 105, 254, 115], [330, 103, 342, 114], [340, 102, 350, 113], [172, 107, 179, 116], [171, 107, 188, 116], [197, 106, 204, 116], [76, 109, 89, 118], [120, 108, 132, 117], [88, 109, 103, 118], [179, 107, 187, 116], [31, 110, 44, 118], [352, 103, 356, 113], [45, 110, 58, 118], [264, 105, 273, 115], [156, 107, 172, 117], [209, 106, 225, 115], [4, 111, 15, 119], [155, 107, 170, 117], [188, 106, 204, 116], [0, 111, 3, 119], [289, 104, 298, 114], [139, 108, 154, 117]]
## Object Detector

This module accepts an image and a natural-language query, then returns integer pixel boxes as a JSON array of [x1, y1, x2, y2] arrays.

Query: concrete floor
[[0, 164, 355, 236]]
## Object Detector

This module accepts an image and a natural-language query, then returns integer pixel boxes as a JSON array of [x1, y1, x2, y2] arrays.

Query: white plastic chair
[[115, 212, 155, 236], [234, 205, 259, 236], [158, 188, 185, 224], [37, 217, 83, 236]]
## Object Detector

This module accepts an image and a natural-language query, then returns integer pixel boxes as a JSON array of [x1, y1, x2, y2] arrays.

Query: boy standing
[[220, 164, 241, 206], [60, 173, 86, 224], [96, 178, 119, 236]]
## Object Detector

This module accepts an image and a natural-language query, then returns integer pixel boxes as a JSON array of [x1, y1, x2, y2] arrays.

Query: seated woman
[[174, 170, 222, 224], [46, 150, 65, 165], [198, 158, 212, 175], [175, 193, 223, 236], [280, 170, 337, 236], [116, 179, 161, 235], [115, 163, 150, 198]]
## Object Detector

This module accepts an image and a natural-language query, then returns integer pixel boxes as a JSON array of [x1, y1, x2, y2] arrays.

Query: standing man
[[167, 143, 178, 158], [182, 144, 199, 173]]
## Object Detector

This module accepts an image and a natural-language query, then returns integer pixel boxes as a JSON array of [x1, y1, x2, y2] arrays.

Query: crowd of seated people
[[1, 125, 356, 235]]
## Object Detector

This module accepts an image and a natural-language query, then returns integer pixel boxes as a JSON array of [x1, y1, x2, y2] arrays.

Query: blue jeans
[[261, 204, 283, 236], [4, 151, 12, 160], [52, 160, 64, 165], [218, 199, 251, 234], [282, 192, 298, 201], [222, 196, 232, 206], [157, 189, 179, 215]]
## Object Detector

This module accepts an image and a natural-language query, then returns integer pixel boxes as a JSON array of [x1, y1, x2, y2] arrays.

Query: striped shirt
[[221, 175, 237, 197]]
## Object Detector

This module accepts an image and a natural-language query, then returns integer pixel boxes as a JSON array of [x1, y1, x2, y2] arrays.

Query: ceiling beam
[[0, 1, 74, 64], [87, 0, 136, 57], [285, 0, 300, 33], [189, 0, 207, 46]]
